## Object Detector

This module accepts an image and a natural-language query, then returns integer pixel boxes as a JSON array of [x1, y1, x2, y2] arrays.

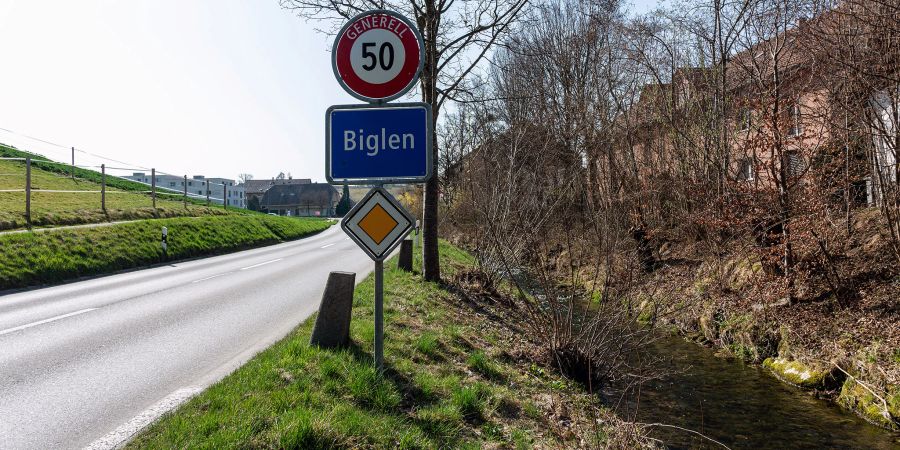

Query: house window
[[169, 182, 176, 187], [738, 157, 755, 181], [786, 150, 805, 177], [788, 103, 802, 136]]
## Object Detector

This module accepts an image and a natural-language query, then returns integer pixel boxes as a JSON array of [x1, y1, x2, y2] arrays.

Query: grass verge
[[0, 216, 332, 290], [128, 241, 653, 449], [0, 144, 247, 230]]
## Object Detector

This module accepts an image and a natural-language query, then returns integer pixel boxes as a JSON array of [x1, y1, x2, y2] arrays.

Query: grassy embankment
[[129, 241, 652, 449], [629, 208, 900, 429], [0, 143, 235, 231], [0, 215, 332, 291]]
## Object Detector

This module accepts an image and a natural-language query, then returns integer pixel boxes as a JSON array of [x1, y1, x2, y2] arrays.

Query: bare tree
[[445, 0, 662, 399]]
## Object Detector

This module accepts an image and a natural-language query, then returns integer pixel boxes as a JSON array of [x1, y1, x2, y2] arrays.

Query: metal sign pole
[[374, 259, 384, 372], [328, 9, 429, 372]]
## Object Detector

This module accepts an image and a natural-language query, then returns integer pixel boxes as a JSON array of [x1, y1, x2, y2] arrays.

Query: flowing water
[[602, 334, 900, 449]]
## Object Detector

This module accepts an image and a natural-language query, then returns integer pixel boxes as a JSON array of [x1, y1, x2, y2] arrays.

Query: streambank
[[632, 266, 900, 432], [618, 207, 900, 432], [496, 261, 899, 448], [604, 331, 900, 449]]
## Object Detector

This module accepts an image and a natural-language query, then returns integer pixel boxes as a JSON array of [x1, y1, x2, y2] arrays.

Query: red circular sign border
[[331, 10, 424, 103]]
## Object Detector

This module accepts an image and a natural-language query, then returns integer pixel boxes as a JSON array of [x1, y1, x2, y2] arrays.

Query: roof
[[244, 179, 274, 195], [260, 183, 339, 208], [244, 178, 314, 195]]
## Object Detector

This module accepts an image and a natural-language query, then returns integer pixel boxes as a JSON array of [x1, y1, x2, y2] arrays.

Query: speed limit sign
[[332, 10, 424, 103]]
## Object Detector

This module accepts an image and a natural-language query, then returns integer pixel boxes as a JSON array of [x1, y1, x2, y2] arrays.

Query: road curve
[[0, 224, 375, 449]]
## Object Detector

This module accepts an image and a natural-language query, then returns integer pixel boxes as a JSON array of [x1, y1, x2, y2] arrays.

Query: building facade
[[259, 183, 339, 217], [125, 173, 245, 208], [243, 178, 312, 211]]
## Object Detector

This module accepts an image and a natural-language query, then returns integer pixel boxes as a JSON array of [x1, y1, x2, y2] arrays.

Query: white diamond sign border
[[341, 186, 414, 262]]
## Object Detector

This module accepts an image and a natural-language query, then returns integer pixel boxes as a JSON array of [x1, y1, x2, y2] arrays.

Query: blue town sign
[[326, 102, 433, 184]]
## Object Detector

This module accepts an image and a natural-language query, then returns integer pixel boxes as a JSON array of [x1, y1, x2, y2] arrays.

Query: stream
[[602, 334, 900, 449]]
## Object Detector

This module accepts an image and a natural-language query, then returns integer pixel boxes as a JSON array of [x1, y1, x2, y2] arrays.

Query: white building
[[125, 173, 245, 208]]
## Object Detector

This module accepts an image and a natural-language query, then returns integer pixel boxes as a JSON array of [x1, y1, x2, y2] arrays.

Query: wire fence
[[0, 127, 247, 230]]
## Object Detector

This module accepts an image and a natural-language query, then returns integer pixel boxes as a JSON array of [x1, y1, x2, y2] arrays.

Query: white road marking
[[320, 243, 336, 248], [238, 258, 283, 271], [83, 387, 200, 450], [0, 308, 98, 336], [191, 273, 229, 283]]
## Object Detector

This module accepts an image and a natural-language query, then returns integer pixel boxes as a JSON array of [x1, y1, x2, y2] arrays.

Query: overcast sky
[[0, 0, 661, 182]]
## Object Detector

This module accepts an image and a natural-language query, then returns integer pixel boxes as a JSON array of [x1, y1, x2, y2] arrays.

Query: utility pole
[[101, 164, 106, 212], [223, 183, 227, 210], [71, 147, 75, 179], [25, 157, 31, 229], [183, 175, 188, 208], [206, 182, 210, 207]]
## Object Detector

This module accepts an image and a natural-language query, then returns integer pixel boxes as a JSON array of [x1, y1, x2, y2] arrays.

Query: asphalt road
[[0, 224, 375, 450]]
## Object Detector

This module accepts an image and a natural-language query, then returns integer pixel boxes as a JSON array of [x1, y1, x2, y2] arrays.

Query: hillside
[[0, 143, 233, 231], [0, 215, 332, 291]]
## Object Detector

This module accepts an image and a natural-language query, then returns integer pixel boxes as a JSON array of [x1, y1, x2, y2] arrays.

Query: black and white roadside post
[[414, 219, 420, 251], [161, 226, 168, 258], [325, 9, 430, 372]]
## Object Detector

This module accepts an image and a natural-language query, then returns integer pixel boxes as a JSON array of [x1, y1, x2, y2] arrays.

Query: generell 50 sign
[[332, 10, 424, 103], [326, 103, 432, 184]]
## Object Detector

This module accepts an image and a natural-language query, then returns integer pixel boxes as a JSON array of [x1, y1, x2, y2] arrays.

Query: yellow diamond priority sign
[[342, 187, 414, 261]]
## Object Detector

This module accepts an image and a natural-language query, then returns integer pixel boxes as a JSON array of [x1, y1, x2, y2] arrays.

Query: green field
[[127, 241, 644, 449], [0, 215, 332, 290], [0, 144, 233, 231]]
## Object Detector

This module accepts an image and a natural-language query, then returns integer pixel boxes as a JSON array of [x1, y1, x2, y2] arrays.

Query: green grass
[[1, 143, 161, 193], [0, 144, 242, 230], [414, 332, 440, 358], [127, 241, 615, 449], [467, 350, 503, 381], [0, 216, 332, 290]]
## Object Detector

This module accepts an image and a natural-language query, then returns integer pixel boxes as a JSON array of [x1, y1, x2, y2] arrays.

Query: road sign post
[[374, 259, 384, 369], [341, 187, 414, 370], [328, 9, 428, 372]]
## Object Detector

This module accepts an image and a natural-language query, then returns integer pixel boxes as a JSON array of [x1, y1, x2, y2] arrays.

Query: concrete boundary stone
[[310, 271, 356, 348]]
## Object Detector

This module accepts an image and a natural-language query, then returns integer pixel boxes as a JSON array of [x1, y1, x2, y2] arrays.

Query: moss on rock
[[763, 357, 831, 389], [838, 379, 899, 430]]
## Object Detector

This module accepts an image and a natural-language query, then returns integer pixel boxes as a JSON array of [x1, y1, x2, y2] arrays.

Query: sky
[[0, 0, 662, 183]]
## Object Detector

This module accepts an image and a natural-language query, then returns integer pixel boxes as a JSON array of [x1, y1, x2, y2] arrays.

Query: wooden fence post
[[101, 163, 106, 212], [25, 157, 31, 229], [151, 168, 157, 210]]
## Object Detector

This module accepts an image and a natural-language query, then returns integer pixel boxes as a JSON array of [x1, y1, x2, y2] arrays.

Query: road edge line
[[82, 387, 200, 450]]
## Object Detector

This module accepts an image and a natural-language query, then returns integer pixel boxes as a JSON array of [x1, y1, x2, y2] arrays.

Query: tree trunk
[[421, 2, 441, 282]]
